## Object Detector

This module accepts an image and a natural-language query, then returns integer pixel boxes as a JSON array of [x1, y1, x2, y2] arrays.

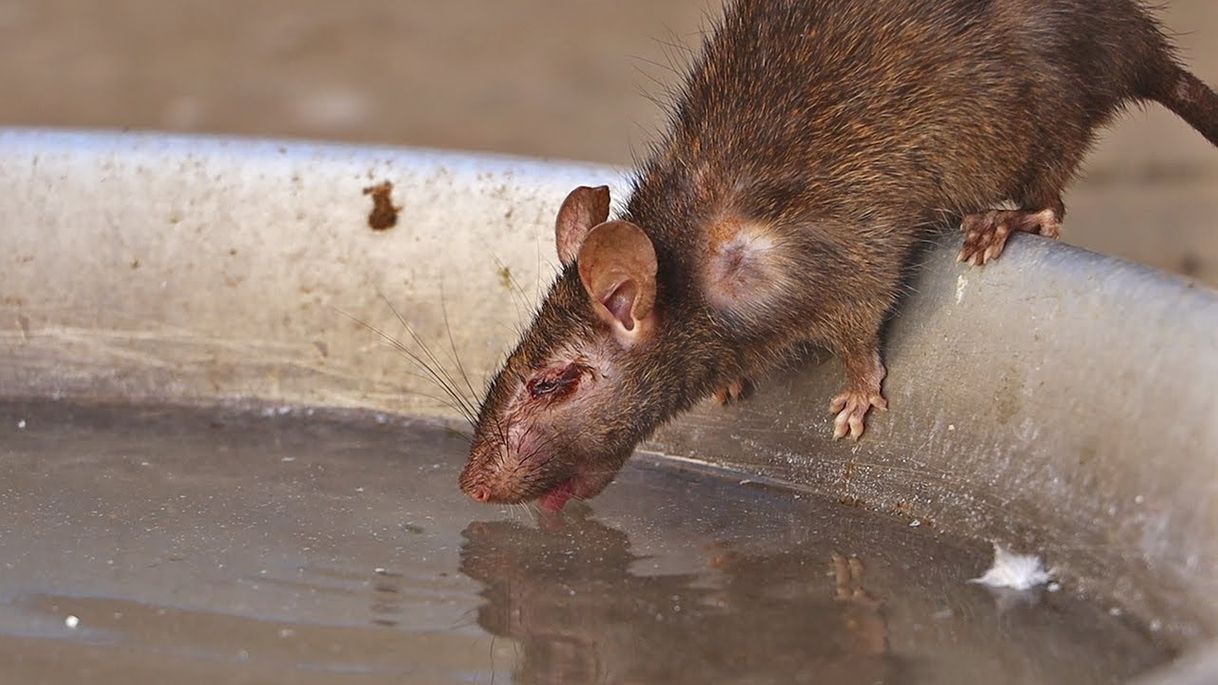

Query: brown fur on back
[[623, 0, 1179, 377]]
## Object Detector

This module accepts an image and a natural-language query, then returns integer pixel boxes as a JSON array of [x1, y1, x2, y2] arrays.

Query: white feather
[[970, 542, 1052, 591]]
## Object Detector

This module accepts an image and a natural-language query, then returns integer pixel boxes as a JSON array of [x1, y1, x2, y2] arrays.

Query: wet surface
[[0, 401, 1172, 684]]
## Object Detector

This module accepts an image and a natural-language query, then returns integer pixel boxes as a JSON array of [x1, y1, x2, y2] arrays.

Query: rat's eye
[[530, 378, 560, 397], [527, 364, 582, 401]]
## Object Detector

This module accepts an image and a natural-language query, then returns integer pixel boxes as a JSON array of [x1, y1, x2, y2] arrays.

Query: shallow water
[[0, 401, 1171, 684]]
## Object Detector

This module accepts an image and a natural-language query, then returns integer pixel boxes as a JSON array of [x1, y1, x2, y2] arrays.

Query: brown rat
[[459, 0, 1218, 511]]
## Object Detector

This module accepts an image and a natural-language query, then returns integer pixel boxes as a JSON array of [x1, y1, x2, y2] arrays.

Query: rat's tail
[[1127, 3, 1218, 147], [1143, 64, 1218, 148]]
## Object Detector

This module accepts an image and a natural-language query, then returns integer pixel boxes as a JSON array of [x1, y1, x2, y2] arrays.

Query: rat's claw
[[829, 394, 846, 414], [959, 217, 1007, 265], [830, 390, 887, 440], [714, 378, 751, 406]]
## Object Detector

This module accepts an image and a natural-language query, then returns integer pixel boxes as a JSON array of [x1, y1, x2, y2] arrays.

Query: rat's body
[[459, 0, 1218, 511]]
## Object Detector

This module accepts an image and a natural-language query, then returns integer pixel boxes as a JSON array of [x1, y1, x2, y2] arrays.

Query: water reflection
[[459, 513, 898, 685], [0, 401, 1171, 684]]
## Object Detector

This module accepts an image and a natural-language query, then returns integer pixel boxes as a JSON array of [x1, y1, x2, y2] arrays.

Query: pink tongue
[[539, 479, 575, 513]]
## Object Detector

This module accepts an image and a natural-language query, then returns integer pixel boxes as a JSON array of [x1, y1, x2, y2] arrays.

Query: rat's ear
[[577, 220, 658, 347], [556, 185, 611, 267]]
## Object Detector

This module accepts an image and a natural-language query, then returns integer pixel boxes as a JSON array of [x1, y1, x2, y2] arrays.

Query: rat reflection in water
[[458, 512, 897, 685]]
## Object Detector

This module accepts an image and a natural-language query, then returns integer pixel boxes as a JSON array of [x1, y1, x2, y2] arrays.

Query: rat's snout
[[458, 471, 493, 504], [458, 450, 494, 503], [459, 436, 519, 505], [466, 483, 491, 503], [460, 423, 569, 506]]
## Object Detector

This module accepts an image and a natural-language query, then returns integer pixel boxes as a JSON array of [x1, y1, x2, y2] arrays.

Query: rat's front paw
[[829, 389, 887, 440], [713, 378, 752, 406]]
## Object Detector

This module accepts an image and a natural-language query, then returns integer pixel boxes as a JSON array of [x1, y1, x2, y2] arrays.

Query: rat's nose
[[469, 484, 491, 503]]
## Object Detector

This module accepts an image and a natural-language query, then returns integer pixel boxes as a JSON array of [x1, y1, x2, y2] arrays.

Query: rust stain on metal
[[362, 181, 400, 231]]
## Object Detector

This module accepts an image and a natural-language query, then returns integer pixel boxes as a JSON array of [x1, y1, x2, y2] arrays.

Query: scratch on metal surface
[[1, 326, 355, 380], [0, 325, 482, 405]]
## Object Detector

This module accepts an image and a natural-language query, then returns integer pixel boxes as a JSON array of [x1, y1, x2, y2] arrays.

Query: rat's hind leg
[[824, 317, 888, 440], [815, 274, 897, 440], [958, 193, 1064, 266]]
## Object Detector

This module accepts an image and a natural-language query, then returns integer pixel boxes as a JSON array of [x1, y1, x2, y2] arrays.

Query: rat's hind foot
[[714, 378, 752, 405], [958, 207, 1060, 266]]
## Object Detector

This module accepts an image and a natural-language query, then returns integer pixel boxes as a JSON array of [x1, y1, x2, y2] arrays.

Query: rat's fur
[[459, 0, 1218, 509]]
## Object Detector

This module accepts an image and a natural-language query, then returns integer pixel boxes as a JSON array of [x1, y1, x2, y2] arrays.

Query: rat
[[459, 0, 1218, 512]]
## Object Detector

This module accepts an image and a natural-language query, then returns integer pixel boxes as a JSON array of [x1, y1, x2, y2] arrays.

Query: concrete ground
[[1, 0, 1215, 285]]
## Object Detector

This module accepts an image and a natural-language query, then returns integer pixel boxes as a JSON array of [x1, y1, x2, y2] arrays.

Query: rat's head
[[459, 185, 668, 513]]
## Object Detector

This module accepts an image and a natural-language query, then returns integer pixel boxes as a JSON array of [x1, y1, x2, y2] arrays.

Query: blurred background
[[1, 0, 1215, 286]]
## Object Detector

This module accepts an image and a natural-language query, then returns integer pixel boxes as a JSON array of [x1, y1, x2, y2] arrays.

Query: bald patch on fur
[[703, 215, 793, 318]]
